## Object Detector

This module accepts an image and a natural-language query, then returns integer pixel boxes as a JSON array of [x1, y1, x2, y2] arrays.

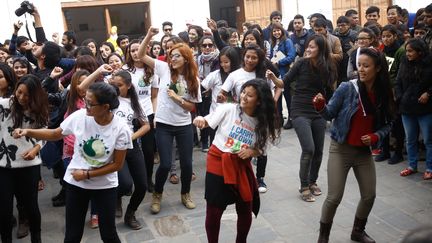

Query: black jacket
[[394, 55, 432, 115]]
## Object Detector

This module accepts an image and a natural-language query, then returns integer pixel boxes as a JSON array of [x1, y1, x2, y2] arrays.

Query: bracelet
[[86, 170, 90, 179]]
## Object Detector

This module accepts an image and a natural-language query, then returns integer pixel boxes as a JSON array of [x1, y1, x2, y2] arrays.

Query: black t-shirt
[[283, 58, 325, 119]]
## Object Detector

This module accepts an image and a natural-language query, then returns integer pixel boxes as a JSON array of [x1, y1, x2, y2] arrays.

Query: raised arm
[[77, 64, 112, 94], [138, 27, 159, 69]]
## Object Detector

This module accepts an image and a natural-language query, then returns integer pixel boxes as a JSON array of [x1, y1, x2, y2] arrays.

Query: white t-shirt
[[124, 65, 159, 117], [201, 69, 223, 113], [221, 68, 256, 102], [205, 103, 257, 153], [114, 96, 145, 132], [60, 109, 133, 189], [154, 59, 202, 126]]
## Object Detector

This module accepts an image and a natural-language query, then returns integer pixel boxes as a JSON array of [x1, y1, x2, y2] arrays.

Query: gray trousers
[[320, 140, 376, 223]]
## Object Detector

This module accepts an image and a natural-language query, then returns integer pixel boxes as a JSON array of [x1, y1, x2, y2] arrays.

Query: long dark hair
[[305, 34, 337, 90], [0, 63, 17, 98], [112, 70, 146, 122], [239, 79, 280, 151], [12, 57, 33, 78], [67, 70, 90, 115], [10, 74, 48, 128], [242, 44, 266, 79], [125, 39, 154, 85], [241, 29, 265, 50], [270, 22, 287, 48], [357, 48, 395, 118], [219, 46, 240, 83], [398, 39, 430, 84]]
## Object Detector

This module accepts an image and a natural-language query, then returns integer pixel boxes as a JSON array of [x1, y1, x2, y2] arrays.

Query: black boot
[[124, 208, 142, 230], [351, 217, 375, 243], [317, 221, 332, 243], [52, 188, 66, 207]]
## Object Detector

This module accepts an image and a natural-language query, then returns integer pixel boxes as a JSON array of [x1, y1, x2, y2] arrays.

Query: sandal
[[400, 168, 417, 177], [299, 187, 315, 202], [169, 174, 179, 184], [309, 183, 322, 196], [423, 171, 432, 180]]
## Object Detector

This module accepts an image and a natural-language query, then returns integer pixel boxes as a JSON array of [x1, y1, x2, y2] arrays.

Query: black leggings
[[64, 183, 120, 243], [0, 165, 41, 242], [118, 140, 148, 211], [141, 114, 156, 184]]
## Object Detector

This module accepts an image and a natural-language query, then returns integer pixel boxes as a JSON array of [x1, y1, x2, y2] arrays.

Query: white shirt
[[201, 70, 223, 113], [154, 59, 202, 126], [221, 68, 276, 101], [221, 68, 256, 102], [123, 65, 159, 117], [206, 103, 257, 153], [61, 109, 133, 189], [114, 97, 145, 132]]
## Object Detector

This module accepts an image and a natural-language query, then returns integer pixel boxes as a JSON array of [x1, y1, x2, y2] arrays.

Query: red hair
[[167, 43, 199, 98]]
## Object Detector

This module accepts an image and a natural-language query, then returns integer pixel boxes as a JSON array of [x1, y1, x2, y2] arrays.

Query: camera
[[15, 1, 35, 17]]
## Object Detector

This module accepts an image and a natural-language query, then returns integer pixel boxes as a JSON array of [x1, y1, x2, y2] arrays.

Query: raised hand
[[50, 66, 63, 79], [207, 18, 217, 31], [148, 27, 159, 37]]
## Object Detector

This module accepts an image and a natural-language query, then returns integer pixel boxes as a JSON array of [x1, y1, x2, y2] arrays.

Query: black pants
[[0, 165, 41, 242], [256, 155, 267, 178], [64, 183, 120, 243], [118, 140, 147, 211], [140, 114, 156, 185], [197, 94, 212, 147]]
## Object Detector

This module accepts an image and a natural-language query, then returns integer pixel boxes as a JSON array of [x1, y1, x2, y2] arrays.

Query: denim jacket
[[319, 80, 393, 144]]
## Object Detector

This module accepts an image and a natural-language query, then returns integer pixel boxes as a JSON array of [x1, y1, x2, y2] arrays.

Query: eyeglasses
[[201, 43, 214, 48], [164, 28, 172, 32], [169, 53, 182, 60], [84, 99, 102, 109]]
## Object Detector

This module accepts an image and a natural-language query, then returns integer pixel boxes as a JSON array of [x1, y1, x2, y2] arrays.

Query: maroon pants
[[205, 201, 252, 243]]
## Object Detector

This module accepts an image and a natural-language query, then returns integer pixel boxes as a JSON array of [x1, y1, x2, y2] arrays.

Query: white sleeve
[[154, 59, 170, 79], [201, 71, 216, 90], [205, 104, 229, 129], [114, 126, 133, 150], [60, 109, 82, 136], [221, 72, 234, 92], [151, 74, 159, 88]]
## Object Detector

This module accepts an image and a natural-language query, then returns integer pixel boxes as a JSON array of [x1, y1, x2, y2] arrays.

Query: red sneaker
[[371, 149, 381, 156], [423, 171, 432, 180], [90, 214, 98, 229]]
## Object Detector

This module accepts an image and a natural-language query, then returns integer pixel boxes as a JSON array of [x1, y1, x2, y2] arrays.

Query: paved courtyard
[[12, 128, 432, 243]]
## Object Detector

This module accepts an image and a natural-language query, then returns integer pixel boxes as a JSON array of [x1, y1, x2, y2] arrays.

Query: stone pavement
[[13, 128, 432, 243]]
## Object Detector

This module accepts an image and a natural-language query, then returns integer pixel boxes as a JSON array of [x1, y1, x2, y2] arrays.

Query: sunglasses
[[164, 28, 172, 32], [201, 43, 214, 48]]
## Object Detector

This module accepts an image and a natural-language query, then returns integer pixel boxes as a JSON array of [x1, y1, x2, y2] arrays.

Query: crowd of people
[[0, 2, 431, 243]]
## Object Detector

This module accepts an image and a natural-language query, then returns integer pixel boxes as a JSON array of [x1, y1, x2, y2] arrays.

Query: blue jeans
[[155, 123, 193, 194], [402, 114, 432, 171]]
